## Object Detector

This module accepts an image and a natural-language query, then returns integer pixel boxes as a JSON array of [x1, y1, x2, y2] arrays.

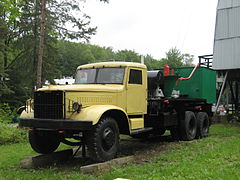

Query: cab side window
[[129, 69, 142, 84]]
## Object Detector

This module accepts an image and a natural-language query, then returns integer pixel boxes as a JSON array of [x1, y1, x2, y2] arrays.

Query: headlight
[[72, 102, 82, 113]]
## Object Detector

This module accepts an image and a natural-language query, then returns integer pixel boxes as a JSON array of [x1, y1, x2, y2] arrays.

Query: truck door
[[127, 68, 147, 115]]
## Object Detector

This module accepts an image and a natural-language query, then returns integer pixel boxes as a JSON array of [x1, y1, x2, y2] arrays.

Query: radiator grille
[[34, 91, 64, 119]]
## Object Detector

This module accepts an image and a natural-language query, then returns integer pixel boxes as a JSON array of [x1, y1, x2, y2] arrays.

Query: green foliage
[[0, 104, 27, 145], [114, 49, 140, 62], [165, 47, 184, 67], [0, 0, 106, 107], [0, 122, 27, 145], [144, 54, 163, 70], [0, 0, 23, 25], [182, 53, 194, 67], [161, 47, 194, 68], [57, 41, 169, 76], [57, 41, 195, 77], [0, 103, 14, 123], [0, 13, 13, 96], [57, 41, 94, 76]]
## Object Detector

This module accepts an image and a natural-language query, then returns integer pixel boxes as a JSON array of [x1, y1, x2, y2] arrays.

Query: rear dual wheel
[[196, 112, 209, 138], [170, 111, 197, 141], [180, 111, 197, 141], [170, 111, 209, 141]]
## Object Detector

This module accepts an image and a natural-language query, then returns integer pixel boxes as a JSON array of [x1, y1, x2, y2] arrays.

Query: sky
[[83, 0, 219, 62]]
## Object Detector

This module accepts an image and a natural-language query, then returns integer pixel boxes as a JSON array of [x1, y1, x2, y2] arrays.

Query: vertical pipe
[[141, 56, 144, 64]]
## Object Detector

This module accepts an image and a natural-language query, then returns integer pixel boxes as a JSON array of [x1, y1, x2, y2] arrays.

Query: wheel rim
[[102, 127, 115, 151]]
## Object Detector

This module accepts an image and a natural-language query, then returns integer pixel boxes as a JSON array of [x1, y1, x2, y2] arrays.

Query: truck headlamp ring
[[72, 102, 82, 113]]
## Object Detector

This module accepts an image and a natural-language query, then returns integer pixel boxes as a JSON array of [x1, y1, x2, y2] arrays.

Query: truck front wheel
[[29, 130, 60, 154], [85, 117, 119, 162], [180, 111, 197, 141]]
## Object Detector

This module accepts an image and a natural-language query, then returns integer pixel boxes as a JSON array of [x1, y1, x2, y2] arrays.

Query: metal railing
[[198, 54, 213, 68]]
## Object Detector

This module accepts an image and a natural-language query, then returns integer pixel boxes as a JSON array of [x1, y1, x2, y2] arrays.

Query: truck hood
[[38, 84, 125, 92]]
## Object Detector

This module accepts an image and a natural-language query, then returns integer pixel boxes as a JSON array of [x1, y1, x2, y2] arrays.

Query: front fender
[[69, 105, 128, 125], [20, 109, 34, 119]]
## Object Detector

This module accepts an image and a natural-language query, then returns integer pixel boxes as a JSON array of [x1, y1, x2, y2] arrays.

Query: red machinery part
[[164, 64, 170, 76]]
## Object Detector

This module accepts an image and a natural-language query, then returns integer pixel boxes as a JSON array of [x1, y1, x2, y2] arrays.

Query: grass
[[1, 124, 240, 180]]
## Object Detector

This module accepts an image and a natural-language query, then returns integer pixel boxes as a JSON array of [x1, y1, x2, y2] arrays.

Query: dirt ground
[[53, 134, 177, 172], [119, 134, 175, 164]]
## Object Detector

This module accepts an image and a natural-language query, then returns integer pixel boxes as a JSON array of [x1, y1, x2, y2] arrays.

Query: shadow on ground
[[51, 134, 175, 170]]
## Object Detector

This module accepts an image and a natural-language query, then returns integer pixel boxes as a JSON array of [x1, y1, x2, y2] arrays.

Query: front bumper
[[19, 118, 93, 130]]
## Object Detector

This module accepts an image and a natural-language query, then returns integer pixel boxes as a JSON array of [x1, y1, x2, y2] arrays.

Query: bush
[[0, 103, 27, 144], [0, 103, 15, 123], [0, 122, 27, 145]]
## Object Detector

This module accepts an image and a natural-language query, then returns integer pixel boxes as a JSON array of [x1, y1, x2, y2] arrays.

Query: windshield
[[75, 67, 125, 84]]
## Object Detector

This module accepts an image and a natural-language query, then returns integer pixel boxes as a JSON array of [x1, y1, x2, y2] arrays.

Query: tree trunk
[[36, 0, 46, 89], [33, 0, 39, 92]]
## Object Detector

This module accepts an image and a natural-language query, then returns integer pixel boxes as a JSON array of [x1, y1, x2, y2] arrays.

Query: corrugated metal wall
[[213, 0, 240, 70]]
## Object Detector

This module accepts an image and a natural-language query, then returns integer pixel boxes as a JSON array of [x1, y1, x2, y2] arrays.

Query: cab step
[[130, 127, 153, 135]]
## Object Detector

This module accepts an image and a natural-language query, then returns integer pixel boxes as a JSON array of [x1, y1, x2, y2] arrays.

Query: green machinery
[[164, 67, 216, 104]]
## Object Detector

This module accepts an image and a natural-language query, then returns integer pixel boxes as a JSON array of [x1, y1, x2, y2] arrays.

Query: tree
[[90, 45, 114, 61], [0, 1, 18, 97], [36, 0, 46, 88], [160, 47, 195, 68], [144, 54, 162, 70], [0, 18, 9, 96], [162, 47, 184, 67], [57, 41, 94, 77], [0, 0, 108, 107], [115, 50, 140, 62], [182, 53, 194, 67]]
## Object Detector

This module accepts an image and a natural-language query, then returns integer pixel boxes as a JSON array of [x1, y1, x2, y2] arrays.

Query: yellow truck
[[19, 61, 214, 162]]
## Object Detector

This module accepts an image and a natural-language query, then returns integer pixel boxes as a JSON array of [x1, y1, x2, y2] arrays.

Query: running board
[[130, 127, 153, 135]]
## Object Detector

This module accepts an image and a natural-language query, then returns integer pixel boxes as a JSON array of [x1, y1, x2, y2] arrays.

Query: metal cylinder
[[147, 70, 164, 91]]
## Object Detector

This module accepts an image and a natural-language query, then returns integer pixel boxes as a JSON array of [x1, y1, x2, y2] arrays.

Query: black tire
[[180, 111, 197, 141], [196, 112, 209, 138], [29, 130, 60, 154], [85, 117, 119, 162]]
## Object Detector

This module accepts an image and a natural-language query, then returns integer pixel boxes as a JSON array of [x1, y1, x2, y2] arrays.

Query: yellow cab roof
[[77, 61, 147, 70]]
